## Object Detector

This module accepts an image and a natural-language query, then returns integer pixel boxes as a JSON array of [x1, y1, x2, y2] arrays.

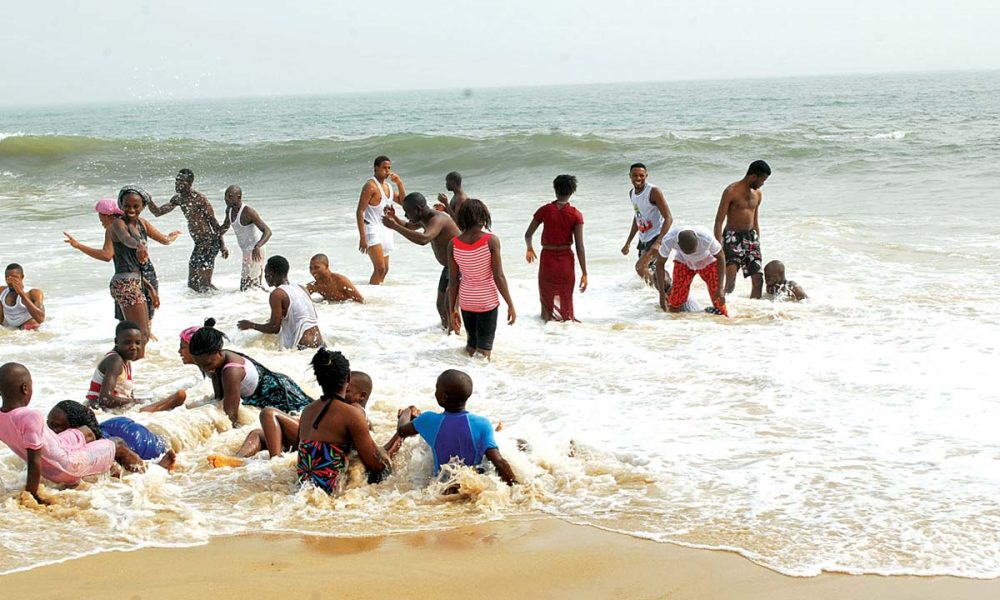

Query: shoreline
[[2, 518, 997, 600]]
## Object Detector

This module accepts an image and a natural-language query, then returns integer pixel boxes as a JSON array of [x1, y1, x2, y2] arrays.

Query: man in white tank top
[[220, 185, 272, 291], [0, 263, 45, 330], [238, 255, 323, 349], [620, 163, 673, 286], [355, 155, 406, 285]]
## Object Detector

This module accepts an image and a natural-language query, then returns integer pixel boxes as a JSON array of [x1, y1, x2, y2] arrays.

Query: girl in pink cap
[[64, 198, 181, 333]]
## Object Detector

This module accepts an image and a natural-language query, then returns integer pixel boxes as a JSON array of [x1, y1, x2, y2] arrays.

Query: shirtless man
[[621, 163, 673, 286], [434, 171, 469, 221], [383, 192, 462, 328], [0, 263, 45, 330], [714, 160, 770, 299], [306, 254, 364, 303], [219, 185, 272, 291], [238, 255, 323, 349], [356, 156, 405, 285], [147, 169, 228, 292]]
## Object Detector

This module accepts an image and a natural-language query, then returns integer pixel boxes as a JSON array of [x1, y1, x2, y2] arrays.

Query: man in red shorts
[[654, 226, 728, 317]]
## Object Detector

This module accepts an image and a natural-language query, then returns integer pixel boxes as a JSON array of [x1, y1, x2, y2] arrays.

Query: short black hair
[[445, 171, 462, 185], [53, 400, 103, 439], [747, 160, 771, 177], [629, 163, 647, 172], [402, 192, 428, 211], [189, 319, 227, 356], [374, 156, 390, 167], [312, 347, 351, 398], [553, 174, 577, 197], [4, 263, 23, 275], [266, 255, 290, 278], [456, 198, 492, 231], [177, 168, 195, 182], [116, 320, 142, 338]]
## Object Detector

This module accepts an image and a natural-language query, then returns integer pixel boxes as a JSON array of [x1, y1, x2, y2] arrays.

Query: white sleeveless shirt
[[363, 176, 394, 252], [278, 283, 319, 349], [231, 204, 260, 254], [629, 183, 664, 244], [0, 288, 31, 328]]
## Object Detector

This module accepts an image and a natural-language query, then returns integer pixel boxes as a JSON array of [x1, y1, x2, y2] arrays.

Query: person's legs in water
[[137, 389, 187, 413], [188, 238, 220, 292], [367, 244, 388, 285], [259, 407, 299, 458]]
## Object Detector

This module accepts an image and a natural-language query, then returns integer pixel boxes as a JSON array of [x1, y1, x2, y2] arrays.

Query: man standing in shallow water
[[621, 163, 673, 286], [714, 160, 770, 299], [356, 156, 406, 285], [147, 168, 228, 292]]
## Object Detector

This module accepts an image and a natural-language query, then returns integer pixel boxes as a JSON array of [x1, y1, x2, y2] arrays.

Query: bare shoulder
[[28, 288, 44, 301], [488, 234, 502, 249]]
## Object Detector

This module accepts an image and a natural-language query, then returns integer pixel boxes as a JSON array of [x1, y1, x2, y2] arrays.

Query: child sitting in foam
[[763, 260, 808, 301]]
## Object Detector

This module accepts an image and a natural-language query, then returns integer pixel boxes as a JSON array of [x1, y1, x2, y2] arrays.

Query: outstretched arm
[[64, 228, 115, 262], [146, 195, 177, 217], [141, 218, 181, 245], [238, 289, 285, 334], [489, 236, 516, 325]]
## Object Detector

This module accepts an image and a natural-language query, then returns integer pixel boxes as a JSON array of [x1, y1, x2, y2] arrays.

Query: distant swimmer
[[763, 260, 808, 301], [396, 369, 517, 487], [146, 168, 228, 292], [356, 156, 406, 285], [64, 198, 181, 330], [447, 199, 517, 360], [0, 362, 149, 504], [238, 255, 323, 349], [620, 163, 673, 285], [1, 263, 45, 331], [524, 174, 588, 322], [654, 225, 728, 317], [86, 321, 188, 413], [383, 192, 461, 328], [187, 321, 314, 427], [714, 160, 770, 299], [297, 349, 393, 493], [306, 254, 364, 304], [220, 185, 272, 291], [435, 171, 469, 220]]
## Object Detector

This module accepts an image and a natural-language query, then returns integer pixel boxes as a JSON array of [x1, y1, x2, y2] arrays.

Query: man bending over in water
[[714, 160, 770, 299], [146, 168, 228, 292], [306, 254, 364, 303], [238, 255, 323, 349], [1, 263, 45, 330], [384, 192, 461, 328]]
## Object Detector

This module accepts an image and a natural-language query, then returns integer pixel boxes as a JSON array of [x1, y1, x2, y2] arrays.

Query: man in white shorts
[[355, 156, 406, 284]]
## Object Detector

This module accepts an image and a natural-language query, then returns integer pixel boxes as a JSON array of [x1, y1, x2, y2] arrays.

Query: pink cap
[[95, 198, 123, 216], [179, 326, 200, 344]]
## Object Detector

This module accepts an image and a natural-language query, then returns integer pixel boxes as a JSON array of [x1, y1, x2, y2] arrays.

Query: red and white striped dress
[[453, 233, 499, 313]]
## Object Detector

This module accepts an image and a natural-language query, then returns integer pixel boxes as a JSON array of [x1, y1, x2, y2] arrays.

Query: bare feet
[[157, 450, 177, 472], [207, 454, 246, 468]]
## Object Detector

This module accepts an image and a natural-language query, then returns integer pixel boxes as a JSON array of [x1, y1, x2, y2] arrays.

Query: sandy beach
[[3, 518, 996, 599]]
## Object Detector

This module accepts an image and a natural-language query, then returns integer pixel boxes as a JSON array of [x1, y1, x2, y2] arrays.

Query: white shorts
[[364, 224, 393, 255], [241, 248, 265, 284]]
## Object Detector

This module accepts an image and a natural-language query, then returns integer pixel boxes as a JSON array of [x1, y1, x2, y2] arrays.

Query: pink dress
[[0, 407, 116, 484]]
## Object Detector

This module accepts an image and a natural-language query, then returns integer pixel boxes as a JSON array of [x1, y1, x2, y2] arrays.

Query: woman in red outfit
[[524, 174, 588, 322]]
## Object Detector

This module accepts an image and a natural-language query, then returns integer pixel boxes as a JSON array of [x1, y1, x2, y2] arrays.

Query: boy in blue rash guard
[[397, 369, 516, 485]]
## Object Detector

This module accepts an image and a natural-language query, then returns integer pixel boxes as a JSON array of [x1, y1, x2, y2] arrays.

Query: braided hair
[[53, 400, 103, 439], [189, 317, 227, 356]]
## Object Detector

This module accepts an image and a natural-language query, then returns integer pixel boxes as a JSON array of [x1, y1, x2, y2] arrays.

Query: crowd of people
[[1, 156, 807, 504]]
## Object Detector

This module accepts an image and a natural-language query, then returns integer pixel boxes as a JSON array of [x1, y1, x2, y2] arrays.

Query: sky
[[1, 0, 998, 107]]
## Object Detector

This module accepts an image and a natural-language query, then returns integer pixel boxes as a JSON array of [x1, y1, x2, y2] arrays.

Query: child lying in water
[[763, 260, 808, 301], [0, 363, 165, 505], [47, 400, 176, 469]]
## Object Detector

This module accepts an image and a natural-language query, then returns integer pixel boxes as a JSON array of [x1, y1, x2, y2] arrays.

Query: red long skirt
[[539, 248, 577, 322]]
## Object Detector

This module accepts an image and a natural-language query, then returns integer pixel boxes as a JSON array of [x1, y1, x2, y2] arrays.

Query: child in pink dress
[[0, 362, 117, 503]]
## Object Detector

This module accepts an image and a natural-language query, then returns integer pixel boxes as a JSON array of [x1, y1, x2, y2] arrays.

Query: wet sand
[[3, 518, 996, 600]]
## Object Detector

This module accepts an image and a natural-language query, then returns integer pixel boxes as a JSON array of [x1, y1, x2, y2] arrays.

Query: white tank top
[[231, 204, 259, 253], [223, 355, 260, 398], [0, 288, 31, 328], [363, 176, 394, 227], [279, 283, 319, 349], [629, 183, 664, 244]]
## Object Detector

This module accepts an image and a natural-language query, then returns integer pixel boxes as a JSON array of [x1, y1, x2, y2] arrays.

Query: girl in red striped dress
[[446, 199, 517, 359], [524, 174, 588, 321]]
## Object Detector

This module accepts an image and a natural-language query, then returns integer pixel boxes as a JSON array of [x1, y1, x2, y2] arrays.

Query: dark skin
[[92, 329, 187, 412], [714, 171, 768, 298], [434, 175, 468, 220], [764, 261, 808, 301], [146, 174, 228, 292], [306, 256, 364, 303], [237, 266, 323, 348], [446, 223, 517, 359], [622, 167, 673, 284], [0, 363, 49, 504], [192, 349, 251, 427], [298, 375, 389, 474], [219, 186, 272, 291], [396, 372, 516, 486], [1, 267, 46, 329], [653, 236, 727, 312], [109, 194, 153, 354], [524, 193, 589, 321], [45, 407, 176, 472], [383, 199, 461, 328], [356, 161, 406, 284]]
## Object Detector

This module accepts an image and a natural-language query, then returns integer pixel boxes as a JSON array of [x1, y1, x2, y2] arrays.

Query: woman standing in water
[[524, 174, 587, 322]]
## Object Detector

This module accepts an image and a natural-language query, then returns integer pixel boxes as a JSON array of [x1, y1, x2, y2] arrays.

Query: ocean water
[[1, 71, 999, 577]]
